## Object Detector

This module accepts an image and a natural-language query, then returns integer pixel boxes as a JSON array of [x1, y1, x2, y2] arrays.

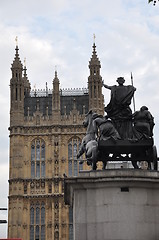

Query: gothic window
[[30, 202, 45, 240], [41, 203, 45, 225], [74, 160, 78, 176], [41, 162, 45, 178], [41, 226, 45, 240], [68, 159, 72, 177], [35, 226, 39, 240], [31, 139, 45, 178], [36, 162, 40, 178], [36, 141, 40, 160], [36, 203, 40, 225], [41, 144, 45, 160], [30, 207, 34, 225], [73, 141, 77, 158], [31, 162, 35, 178], [68, 138, 83, 176], [30, 226, 34, 240], [69, 206, 73, 240]]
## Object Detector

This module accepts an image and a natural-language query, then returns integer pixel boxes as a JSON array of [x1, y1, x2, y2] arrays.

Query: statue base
[[64, 169, 159, 240]]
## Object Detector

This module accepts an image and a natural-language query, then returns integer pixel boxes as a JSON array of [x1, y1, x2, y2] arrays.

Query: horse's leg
[[97, 151, 108, 170], [91, 147, 98, 170], [77, 144, 85, 160]]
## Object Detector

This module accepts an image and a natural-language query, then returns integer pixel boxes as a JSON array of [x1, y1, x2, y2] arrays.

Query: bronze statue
[[77, 110, 120, 170], [77, 110, 98, 170], [133, 106, 155, 139], [92, 115, 121, 142], [103, 77, 136, 139], [77, 76, 158, 171]]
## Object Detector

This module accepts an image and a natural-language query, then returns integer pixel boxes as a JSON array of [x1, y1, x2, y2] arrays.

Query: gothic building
[[8, 42, 104, 240]]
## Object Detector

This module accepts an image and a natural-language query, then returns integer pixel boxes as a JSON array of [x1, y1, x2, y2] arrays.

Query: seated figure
[[133, 106, 154, 139]]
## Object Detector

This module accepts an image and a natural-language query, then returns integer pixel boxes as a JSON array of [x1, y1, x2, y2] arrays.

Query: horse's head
[[83, 110, 99, 131], [83, 110, 92, 127]]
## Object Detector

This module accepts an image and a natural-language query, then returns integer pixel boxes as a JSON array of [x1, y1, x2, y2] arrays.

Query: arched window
[[30, 202, 45, 240], [30, 207, 34, 225], [68, 138, 83, 176], [69, 206, 73, 240], [35, 226, 39, 240], [31, 139, 45, 178], [30, 226, 34, 240], [41, 202, 45, 225], [36, 203, 40, 225], [41, 225, 45, 240]]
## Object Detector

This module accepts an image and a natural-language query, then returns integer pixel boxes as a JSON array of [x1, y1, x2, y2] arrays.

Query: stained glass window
[[69, 207, 73, 240]]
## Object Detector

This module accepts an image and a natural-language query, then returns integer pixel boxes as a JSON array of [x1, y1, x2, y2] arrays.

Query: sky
[[0, 0, 159, 237]]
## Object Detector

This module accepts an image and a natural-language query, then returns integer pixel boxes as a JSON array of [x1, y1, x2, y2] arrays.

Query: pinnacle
[[89, 43, 101, 67], [11, 46, 23, 69]]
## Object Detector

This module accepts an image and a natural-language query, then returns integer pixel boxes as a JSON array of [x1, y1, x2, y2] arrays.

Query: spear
[[131, 72, 136, 113]]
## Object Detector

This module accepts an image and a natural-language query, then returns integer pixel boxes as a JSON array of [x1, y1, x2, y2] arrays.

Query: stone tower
[[88, 43, 104, 114], [8, 42, 104, 240]]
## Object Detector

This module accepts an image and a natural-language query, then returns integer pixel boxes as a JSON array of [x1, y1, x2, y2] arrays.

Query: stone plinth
[[64, 169, 159, 240]]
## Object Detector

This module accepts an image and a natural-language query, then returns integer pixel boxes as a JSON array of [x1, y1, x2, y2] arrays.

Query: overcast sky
[[0, 0, 159, 237]]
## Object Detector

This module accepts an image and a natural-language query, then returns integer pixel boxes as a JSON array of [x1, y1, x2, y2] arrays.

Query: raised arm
[[102, 81, 112, 90]]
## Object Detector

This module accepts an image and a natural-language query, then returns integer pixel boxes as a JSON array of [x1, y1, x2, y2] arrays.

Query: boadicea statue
[[77, 77, 158, 171]]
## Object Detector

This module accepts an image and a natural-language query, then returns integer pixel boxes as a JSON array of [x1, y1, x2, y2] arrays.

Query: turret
[[23, 58, 31, 97], [10, 41, 24, 126], [52, 70, 60, 122], [88, 42, 104, 114]]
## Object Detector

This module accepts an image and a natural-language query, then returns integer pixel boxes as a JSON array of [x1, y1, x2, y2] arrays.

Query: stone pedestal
[[64, 170, 159, 240]]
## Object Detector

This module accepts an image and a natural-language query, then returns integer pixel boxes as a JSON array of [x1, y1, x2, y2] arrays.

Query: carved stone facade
[[8, 43, 104, 240]]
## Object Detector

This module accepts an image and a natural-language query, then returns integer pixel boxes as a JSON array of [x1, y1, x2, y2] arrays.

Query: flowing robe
[[104, 85, 136, 139]]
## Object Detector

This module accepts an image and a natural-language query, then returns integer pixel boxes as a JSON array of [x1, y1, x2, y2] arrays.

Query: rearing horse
[[77, 110, 98, 170]]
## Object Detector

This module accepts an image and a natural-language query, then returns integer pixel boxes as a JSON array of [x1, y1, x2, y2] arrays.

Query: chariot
[[98, 137, 158, 170]]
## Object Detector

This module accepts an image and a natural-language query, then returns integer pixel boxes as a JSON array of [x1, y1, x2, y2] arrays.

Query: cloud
[[1, 0, 159, 236]]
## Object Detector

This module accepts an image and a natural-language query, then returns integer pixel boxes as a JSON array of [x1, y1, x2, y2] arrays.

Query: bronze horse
[[77, 110, 98, 170], [77, 110, 121, 170]]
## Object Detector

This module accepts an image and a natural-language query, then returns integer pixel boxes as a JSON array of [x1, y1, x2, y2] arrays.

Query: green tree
[[148, 0, 158, 5]]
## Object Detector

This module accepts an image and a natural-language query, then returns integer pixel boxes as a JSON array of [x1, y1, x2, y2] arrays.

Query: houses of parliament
[[8, 41, 104, 240]]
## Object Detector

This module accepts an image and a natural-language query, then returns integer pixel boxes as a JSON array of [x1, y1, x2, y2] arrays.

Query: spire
[[11, 36, 23, 71], [88, 40, 104, 114], [89, 42, 101, 68], [53, 67, 59, 83], [10, 37, 25, 126], [52, 67, 60, 120], [23, 58, 31, 96]]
